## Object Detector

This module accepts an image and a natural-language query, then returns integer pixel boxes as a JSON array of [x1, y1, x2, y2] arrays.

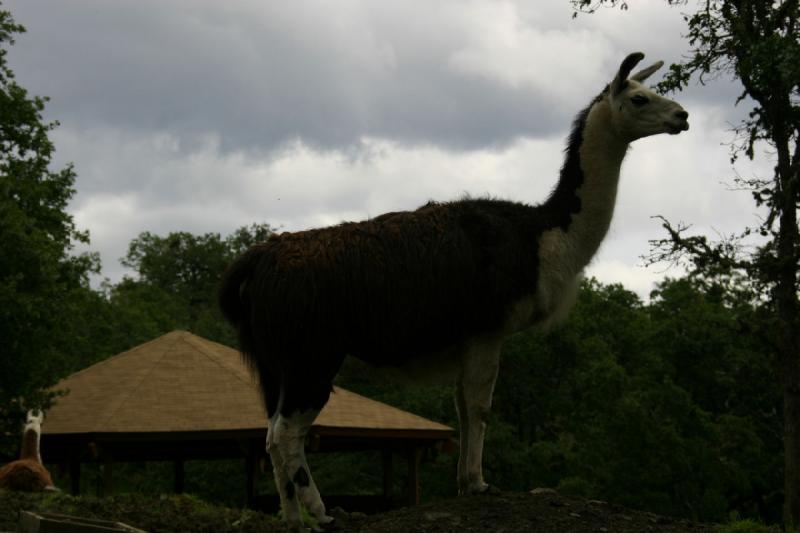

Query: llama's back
[[0, 459, 54, 491], [220, 198, 542, 369], [0, 419, 55, 492]]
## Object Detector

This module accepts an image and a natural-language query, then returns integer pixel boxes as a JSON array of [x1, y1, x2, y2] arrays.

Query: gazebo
[[40, 331, 453, 509]]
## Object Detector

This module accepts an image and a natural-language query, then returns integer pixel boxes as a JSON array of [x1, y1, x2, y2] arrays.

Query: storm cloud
[[5, 0, 769, 295]]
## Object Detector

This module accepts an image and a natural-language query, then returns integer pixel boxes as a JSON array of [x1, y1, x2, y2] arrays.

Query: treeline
[[1, 224, 270, 455], [0, 2, 785, 525], [2, 220, 783, 523], [337, 275, 783, 524]]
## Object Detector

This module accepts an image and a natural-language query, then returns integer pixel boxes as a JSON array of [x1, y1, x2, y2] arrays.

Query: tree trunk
[[786, 379, 800, 530], [775, 122, 800, 529], [778, 233, 800, 529]]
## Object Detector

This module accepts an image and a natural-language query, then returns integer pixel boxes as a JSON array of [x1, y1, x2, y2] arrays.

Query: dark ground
[[0, 488, 738, 532], [332, 490, 716, 533]]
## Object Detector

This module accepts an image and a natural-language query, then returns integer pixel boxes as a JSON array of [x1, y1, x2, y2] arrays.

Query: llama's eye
[[630, 94, 649, 106]]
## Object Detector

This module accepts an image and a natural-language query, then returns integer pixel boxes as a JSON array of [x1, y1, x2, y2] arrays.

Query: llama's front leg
[[274, 409, 334, 530], [456, 336, 502, 495], [267, 416, 303, 530]]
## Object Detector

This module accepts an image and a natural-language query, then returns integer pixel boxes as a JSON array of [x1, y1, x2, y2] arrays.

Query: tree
[[497, 279, 727, 520], [336, 277, 780, 520], [117, 224, 274, 344], [0, 4, 98, 456], [573, 0, 800, 527], [649, 278, 783, 521]]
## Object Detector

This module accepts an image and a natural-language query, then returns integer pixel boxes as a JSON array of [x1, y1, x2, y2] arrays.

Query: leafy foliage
[[572, 1, 800, 528], [0, 4, 99, 456], [1, 205, 783, 525], [0, 1, 787, 528], [334, 278, 781, 523], [114, 223, 274, 347]]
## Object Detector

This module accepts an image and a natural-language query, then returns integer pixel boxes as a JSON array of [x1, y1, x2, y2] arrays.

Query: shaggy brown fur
[[0, 427, 54, 492], [220, 197, 554, 414], [0, 459, 54, 491]]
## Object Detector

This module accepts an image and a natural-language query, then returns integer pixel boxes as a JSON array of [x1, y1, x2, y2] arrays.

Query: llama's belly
[[517, 226, 589, 331], [534, 274, 582, 330], [349, 285, 578, 386], [350, 344, 464, 385], [500, 275, 580, 336], [500, 274, 582, 335]]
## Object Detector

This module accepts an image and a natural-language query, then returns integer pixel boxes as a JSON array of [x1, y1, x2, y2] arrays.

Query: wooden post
[[245, 446, 257, 507], [381, 449, 394, 504], [174, 459, 184, 494], [69, 457, 81, 496], [405, 447, 422, 506], [102, 455, 114, 497]]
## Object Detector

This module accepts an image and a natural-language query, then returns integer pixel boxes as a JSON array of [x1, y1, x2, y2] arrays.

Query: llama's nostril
[[675, 110, 689, 120]]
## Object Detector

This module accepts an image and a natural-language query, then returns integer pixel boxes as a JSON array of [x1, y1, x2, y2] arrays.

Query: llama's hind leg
[[273, 408, 333, 528], [456, 336, 502, 495], [263, 373, 304, 529], [267, 414, 303, 529]]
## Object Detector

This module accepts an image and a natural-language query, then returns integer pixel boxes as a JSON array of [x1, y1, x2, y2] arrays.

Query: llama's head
[[22, 410, 45, 465], [604, 52, 689, 142], [25, 410, 44, 432]]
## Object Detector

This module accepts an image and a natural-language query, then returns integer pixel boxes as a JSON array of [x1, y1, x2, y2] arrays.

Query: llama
[[0, 410, 58, 492], [219, 52, 689, 530]]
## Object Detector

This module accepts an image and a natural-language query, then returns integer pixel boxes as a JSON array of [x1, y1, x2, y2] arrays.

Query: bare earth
[[329, 490, 715, 533]]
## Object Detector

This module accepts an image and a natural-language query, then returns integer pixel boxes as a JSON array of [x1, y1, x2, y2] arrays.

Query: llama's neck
[[541, 100, 629, 273], [572, 102, 629, 262], [20, 426, 42, 464]]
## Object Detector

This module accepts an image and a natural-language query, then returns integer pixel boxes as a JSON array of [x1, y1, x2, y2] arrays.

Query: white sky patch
[[589, 103, 770, 295], [615, 103, 768, 237], [585, 259, 683, 300], [448, 2, 614, 105], [66, 129, 565, 283]]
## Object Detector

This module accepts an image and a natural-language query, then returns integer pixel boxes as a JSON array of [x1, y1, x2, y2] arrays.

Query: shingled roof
[[43, 330, 452, 439]]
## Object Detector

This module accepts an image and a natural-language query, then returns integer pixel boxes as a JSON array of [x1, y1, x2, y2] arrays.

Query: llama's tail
[[219, 248, 263, 356]]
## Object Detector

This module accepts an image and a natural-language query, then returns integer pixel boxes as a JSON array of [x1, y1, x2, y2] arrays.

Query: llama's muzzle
[[665, 109, 690, 134]]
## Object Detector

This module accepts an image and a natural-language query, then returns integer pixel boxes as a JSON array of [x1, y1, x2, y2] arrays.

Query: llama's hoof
[[310, 514, 335, 531], [462, 482, 500, 495], [482, 484, 501, 495], [328, 507, 349, 521]]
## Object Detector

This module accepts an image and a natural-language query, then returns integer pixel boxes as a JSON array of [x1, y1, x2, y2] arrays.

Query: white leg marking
[[457, 336, 502, 494], [273, 409, 333, 528], [267, 415, 302, 529]]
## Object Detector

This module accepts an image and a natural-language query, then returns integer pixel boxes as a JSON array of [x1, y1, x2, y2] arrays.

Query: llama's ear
[[631, 60, 664, 83], [612, 52, 645, 95]]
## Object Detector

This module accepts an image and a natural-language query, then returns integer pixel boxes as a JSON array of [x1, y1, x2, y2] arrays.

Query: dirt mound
[[330, 490, 714, 533]]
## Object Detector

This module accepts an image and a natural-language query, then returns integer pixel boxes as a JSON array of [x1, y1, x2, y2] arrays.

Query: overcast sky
[[5, 0, 768, 298]]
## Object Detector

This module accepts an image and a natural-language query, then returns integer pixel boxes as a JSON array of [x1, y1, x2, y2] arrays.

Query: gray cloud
[[4, 0, 772, 297], [7, 1, 589, 154]]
